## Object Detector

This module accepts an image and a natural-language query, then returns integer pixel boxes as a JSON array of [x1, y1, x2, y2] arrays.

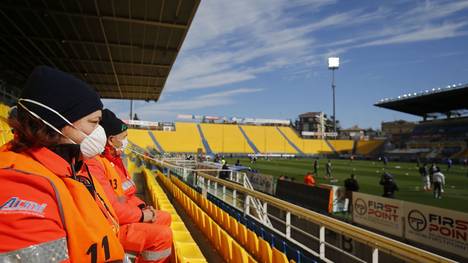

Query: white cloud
[[359, 22, 468, 47], [345, 1, 468, 49], [165, 1, 390, 94], [105, 0, 468, 127]]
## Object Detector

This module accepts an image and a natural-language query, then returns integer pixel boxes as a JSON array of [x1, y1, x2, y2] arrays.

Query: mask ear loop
[[17, 98, 90, 142]]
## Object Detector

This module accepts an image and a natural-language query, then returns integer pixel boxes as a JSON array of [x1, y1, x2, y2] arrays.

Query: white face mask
[[17, 98, 107, 158], [121, 138, 128, 150], [112, 137, 128, 153], [80, 125, 107, 158]]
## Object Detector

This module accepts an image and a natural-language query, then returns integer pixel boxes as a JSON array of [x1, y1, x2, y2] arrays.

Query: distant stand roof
[[374, 84, 468, 117], [0, 0, 200, 101]]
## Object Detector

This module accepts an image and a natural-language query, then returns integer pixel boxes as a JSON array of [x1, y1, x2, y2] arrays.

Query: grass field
[[226, 157, 468, 213]]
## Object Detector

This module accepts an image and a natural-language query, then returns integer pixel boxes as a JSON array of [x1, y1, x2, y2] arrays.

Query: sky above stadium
[[104, 0, 468, 129]]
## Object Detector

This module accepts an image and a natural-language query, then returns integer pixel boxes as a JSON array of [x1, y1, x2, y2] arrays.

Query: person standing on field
[[432, 170, 445, 199]]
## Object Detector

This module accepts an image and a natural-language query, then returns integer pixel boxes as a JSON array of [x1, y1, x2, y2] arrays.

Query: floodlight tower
[[328, 57, 339, 133]]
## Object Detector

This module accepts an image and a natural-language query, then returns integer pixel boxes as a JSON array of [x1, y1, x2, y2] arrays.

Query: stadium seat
[[175, 243, 206, 263], [211, 222, 221, 250], [242, 125, 297, 154], [237, 223, 249, 247], [356, 140, 384, 155], [200, 123, 254, 153], [173, 231, 193, 244], [278, 126, 333, 154], [272, 247, 289, 263], [203, 214, 212, 238], [246, 229, 259, 256], [127, 129, 155, 151], [143, 169, 207, 263], [222, 211, 231, 231], [228, 216, 238, 238], [231, 241, 249, 263], [219, 230, 233, 262], [328, 139, 354, 153], [150, 123, 204, 153], [258, 238, 273, 263]]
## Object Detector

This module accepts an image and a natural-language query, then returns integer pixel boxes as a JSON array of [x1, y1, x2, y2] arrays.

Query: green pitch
[[226, 158, 468, 213]]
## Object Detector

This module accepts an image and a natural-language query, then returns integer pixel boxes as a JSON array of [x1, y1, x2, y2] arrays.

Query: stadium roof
[[374, 83, 468, 117], [0, 0, 200, 101]]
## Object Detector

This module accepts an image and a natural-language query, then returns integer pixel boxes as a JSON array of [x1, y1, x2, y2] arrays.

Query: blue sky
[[103, 0, 468, 129]]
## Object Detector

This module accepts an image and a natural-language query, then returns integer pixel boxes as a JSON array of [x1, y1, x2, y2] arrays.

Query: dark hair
[[7, 107, 61, 152]]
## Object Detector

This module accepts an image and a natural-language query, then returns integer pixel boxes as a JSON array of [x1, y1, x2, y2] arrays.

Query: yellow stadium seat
[[272, 247, 289, 263], [221, 211, 231, 231], [258, 238, 273, 263], [203, 214, 213, 238], [328, 139, 354, 153], [231, 241, 248, 263], [237, 224, 248, 247], [246, 229, 259, 257], [228, 216, 238, 238], [214, 207, 222, 224], [175, 243, 206, 263], [143, 169, 208, 263], [242, 125, 296, 154], [149, 123, 204, 153], [195, 208, 203, 229], [356, 140, 383, 155], [173, 231, 194, 244], [209, 202, 216, 218], [219, 230, 233, 262], [211, 222, 221, 250], [278, 126, 333, 154], [248, 255, 257, 263], [200, 123, 254, 153], [171, 215, 183, 223], [172, 222, 188, 232]]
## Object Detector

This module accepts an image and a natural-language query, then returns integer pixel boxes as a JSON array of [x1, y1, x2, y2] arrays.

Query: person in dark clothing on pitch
[[380, 172, 399, 198], [344, 174, 359, 192], [344, 174, 359, 212], [313, 159, 319, 177]]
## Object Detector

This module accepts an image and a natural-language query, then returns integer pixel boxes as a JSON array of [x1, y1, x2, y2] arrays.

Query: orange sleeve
[[85, 159, 143, 225], [0, 170, 67, 254], [127, 195, 146, 208]]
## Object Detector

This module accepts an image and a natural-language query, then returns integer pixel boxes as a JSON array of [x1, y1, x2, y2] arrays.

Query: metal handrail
[[131, 151, 455, 263]]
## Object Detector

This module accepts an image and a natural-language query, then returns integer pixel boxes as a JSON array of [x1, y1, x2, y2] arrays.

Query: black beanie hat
[[20, 66, 103, 129], [101, 109, 128, 137]]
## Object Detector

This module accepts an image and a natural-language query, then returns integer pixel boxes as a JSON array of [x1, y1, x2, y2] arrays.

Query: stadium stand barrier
[[130, 152, 456, 263]]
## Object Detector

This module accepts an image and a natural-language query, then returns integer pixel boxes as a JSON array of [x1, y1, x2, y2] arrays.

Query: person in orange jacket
[[85, 109, 172, 263], [304, 172, 316, 186], [0, 66, 125, 262]]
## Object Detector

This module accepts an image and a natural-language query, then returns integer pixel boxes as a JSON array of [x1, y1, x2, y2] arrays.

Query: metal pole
[[129, 99, 133, 120], [332, 69, 336, 133]]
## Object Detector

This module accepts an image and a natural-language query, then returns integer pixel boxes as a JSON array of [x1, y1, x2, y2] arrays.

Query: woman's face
[[60, 110, 102, 144]]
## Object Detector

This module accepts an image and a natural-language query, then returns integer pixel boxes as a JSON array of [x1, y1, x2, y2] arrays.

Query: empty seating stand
[[143, 168, 207, 263], [154, 169, 294, 263]]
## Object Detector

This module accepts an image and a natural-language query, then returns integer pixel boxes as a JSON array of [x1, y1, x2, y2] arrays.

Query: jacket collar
[[27, 145, 81, 177]]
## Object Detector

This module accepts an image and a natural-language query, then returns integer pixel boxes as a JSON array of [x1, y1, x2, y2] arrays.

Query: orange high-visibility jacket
[[0, 146, 125, 262], [304, 175, 316, 186], [86, 156, 143, 224], [102, 150, 145, 208]]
